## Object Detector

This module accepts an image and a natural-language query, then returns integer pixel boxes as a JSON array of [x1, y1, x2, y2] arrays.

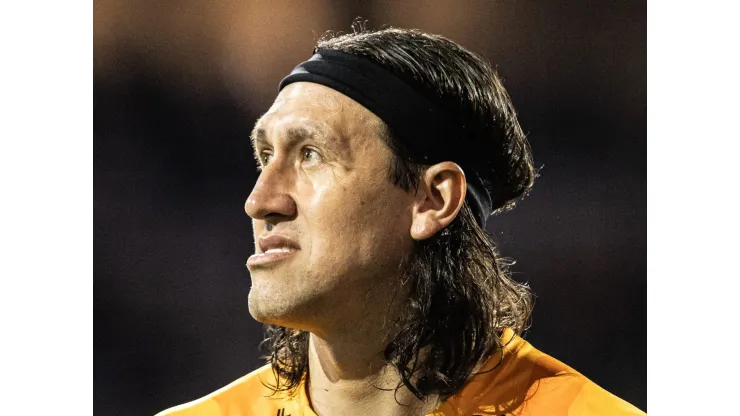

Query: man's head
[[246, 81, 454, 331], [245, 25, 535, 399]]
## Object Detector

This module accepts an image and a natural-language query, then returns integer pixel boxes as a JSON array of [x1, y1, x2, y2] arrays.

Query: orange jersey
[[157, 329, 645, 415]]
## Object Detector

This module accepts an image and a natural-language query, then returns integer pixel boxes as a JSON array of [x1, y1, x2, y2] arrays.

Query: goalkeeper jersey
[[156, 328, 645, 415]]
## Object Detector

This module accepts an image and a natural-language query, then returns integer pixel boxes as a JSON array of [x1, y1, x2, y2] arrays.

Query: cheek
[[304, 179, 411, 268]]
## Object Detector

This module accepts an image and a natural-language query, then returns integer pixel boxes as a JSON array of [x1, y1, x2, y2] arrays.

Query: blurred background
[[94, 1, 645, 414]]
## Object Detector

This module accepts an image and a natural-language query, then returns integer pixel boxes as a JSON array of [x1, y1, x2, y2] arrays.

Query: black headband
[[279, 48, 493, 228]]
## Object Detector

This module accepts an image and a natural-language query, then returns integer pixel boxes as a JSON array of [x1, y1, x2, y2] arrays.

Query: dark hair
[[261, 24, 535, 401]]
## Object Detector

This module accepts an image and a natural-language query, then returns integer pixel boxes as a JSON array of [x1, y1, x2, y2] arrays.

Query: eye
[[256, 151, 272, 171], [302, 148, 322, 165]]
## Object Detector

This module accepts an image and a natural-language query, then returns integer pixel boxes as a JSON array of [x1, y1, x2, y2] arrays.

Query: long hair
[[260, 25, 536, 401]]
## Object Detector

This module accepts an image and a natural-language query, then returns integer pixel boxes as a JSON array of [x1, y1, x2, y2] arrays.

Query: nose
[[245, 163, 297, 221]]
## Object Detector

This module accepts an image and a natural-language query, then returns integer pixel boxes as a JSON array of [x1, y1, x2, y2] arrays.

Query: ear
[[410, 162, 467, 240]]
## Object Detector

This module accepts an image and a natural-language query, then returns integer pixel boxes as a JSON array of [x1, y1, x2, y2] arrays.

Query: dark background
[[94, 1, 646, 414]]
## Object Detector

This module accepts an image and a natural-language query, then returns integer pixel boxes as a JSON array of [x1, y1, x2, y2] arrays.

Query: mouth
[[247, 233, 301, 270], [247, 247, 298, 269]]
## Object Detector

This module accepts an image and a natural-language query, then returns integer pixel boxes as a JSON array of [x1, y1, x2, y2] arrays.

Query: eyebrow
[[250, 122, 333, 153]]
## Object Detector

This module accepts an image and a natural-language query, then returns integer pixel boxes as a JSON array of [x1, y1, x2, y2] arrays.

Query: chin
[[247, 266, 352, 330], [247, 286, 314, 329], [247, 289, 281, 325]]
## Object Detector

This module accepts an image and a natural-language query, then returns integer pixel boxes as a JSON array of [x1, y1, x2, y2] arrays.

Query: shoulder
[[514, 347, 646, 415], [155, 364, 285, 416], [567, 379, 646, 416], [443, 330, 645, 416]]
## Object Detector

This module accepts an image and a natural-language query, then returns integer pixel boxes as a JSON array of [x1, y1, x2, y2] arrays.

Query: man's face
[[245, 82, 415, 331]]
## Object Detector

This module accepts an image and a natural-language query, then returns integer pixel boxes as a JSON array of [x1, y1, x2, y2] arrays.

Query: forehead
[[252, 82, 383, 151]]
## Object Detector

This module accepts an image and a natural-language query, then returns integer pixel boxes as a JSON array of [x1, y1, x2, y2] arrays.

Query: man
[[158, 26, 645, 416]]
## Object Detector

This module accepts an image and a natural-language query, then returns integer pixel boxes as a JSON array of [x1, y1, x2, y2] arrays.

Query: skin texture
[[244, 82, 467, 416]]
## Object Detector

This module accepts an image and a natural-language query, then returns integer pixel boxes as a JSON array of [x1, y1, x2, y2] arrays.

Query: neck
[[299, 262, 440, 416], [306, 329, 440, 416]]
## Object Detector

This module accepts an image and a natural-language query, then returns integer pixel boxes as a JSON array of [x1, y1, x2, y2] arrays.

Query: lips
[[247, 234, 301, 269], [257, 234, 301, 253]]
